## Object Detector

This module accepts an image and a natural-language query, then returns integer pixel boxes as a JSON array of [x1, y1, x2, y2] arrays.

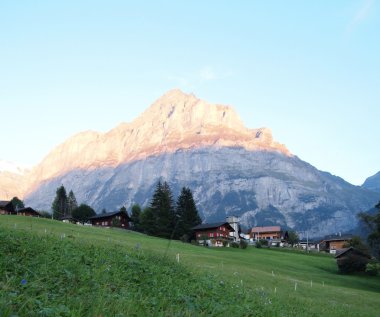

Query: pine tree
[[148, 180, 176, 238], [52, 185, 68, 219], [67, 190, 78, 217], [176, 187, 202, 241], [130, 204, 142, 232], [140, 207, 156, 235]]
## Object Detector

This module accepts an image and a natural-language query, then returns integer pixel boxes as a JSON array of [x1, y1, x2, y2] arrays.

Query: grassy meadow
[[1, 216, 379, 316]]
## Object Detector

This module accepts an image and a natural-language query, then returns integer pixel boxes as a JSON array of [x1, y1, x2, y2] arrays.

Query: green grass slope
[[1, 216, 379, 317]]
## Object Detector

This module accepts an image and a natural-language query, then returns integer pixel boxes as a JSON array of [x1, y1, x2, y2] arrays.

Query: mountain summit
[[26, 89, 289, 192]]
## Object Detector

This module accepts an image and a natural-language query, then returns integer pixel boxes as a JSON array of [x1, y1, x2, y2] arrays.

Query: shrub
[[366, 260, 380, 276], [256, 241, 262, 248], [239, 240, 248, 249], [190, 239, 198, 246], [222, 240, 229, 247], [231, 242, 239, 248], [260, 239, 269, 246]]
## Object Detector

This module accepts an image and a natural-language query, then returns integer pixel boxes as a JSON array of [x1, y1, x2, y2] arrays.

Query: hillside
[[1, 216, 380, 316]]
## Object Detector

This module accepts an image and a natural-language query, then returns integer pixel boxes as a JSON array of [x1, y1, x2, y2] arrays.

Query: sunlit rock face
[[0, 161, 29, 200], [24, 89, 289, 193], [2, 89, 379, 237]]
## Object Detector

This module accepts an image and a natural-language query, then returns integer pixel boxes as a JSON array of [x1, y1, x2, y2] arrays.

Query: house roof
[[251, 226, 281, 233], [89, 210, 130, 220], [17, 207, 39, 214], [0, 200, 12, 208], [335, 247, 371, 259], [192, 222, 235, 232], [320, 234, 353, 243]]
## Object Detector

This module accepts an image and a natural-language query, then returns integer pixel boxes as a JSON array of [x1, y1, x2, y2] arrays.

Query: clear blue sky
[[0, 0, 379, 185]]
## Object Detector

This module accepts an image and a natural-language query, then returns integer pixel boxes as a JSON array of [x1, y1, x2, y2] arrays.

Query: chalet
[[17, 207, 40, 217], [319, 234, 352, 254], [0, 201, 16, 215], [89, 210, 130, 229], [60, 216, 76, 224], [192, 222, 235, 247], [251, 226, 282, 241]]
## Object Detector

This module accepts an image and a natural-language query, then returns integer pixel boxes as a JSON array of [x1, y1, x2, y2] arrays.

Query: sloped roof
[[0, 200, 12, 208], [89, 210, 130, 220], [192, 222, 235, 232], [251, 226, 281, 233], [320, 234, 353, 243], [17, 207, 39, 215], [335, 247, 371, 259]]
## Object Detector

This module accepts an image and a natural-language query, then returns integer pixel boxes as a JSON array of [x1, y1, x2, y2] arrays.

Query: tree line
[[130, 181, 202, 241], [50, 181, 202, 241]]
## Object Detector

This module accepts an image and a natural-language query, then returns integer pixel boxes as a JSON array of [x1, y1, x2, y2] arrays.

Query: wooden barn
[[319, 234, 353, 254], [89, 210, 130, 229], [17, 207, 40, 217], [0, 201, 16, 215], [192, 222, 235, 247]]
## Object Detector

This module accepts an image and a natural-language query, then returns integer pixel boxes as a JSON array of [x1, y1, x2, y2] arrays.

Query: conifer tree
[[176, 187, 202, 240], [11, 196, 25, 211], [52, 185, 68, 219], [130, 204, 142, 232], [140, 207, 156, 235], [67, 190, 78, 217]]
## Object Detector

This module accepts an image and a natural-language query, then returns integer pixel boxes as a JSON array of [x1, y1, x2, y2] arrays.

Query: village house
[[192, 222, 235, 247], [16, 207, 40, 217], [0, 201, 16, 215], [250, 226, 282, 241], [89, 210, 130, 229], [319, 234, 353, 254]]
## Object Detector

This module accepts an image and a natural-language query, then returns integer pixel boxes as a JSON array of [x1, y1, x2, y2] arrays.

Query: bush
[[222, 240, 229, 247], [231, 242, 239, 248], [190, 239, 198, 246], [366, 260, 380, 276], [260, 239, 269, 246], [256, 241, 262, 248], [239, 240, 248, 249]]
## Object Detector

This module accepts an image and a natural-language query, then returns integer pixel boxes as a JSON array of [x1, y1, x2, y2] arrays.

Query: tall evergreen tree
[[148, 180, 176, 238], [130, 204, 142, 232], [67, 190, 78, 217], [52, 185, 68, 219], [176, 187, 202, 240], [119, 206, 127, 214], [140, 207, 156, 235]]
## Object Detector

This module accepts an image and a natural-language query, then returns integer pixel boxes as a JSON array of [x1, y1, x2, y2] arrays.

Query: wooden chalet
[[250, 226, 282, 241], [89, 210, 130, 229], [335, 247, 371, 272], [192, 222, 235, 247], [17, 207, 40, 217], [0, 201, 16, 215], [319, 234, 352, 254]]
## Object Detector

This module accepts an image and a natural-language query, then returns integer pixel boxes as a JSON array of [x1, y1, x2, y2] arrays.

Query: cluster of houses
[[1, 199, 354, 254]]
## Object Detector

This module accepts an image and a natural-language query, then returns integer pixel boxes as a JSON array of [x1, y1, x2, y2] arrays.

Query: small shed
[[0, 201, 16, 215]]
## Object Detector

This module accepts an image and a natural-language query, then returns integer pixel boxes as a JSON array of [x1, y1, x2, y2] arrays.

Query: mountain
[[0, 160, 30, 200], [362, 171, 380, 194], [2, 89, 379, 237]]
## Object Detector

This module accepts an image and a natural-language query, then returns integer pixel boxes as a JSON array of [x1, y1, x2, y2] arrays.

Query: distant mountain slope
[[362, 171, 380, 194]]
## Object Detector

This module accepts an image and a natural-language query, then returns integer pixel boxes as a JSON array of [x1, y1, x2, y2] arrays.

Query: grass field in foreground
[[1, 216, 379, 317]]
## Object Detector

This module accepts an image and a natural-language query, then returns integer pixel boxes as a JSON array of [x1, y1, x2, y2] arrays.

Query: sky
[[0, 0, 379, 185]]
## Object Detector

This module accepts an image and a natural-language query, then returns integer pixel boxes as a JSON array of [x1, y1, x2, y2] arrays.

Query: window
[[209, 233, 214, 237]]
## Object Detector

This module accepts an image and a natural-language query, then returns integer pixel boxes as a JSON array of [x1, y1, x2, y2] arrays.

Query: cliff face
[[2, 89, 379, 237]]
